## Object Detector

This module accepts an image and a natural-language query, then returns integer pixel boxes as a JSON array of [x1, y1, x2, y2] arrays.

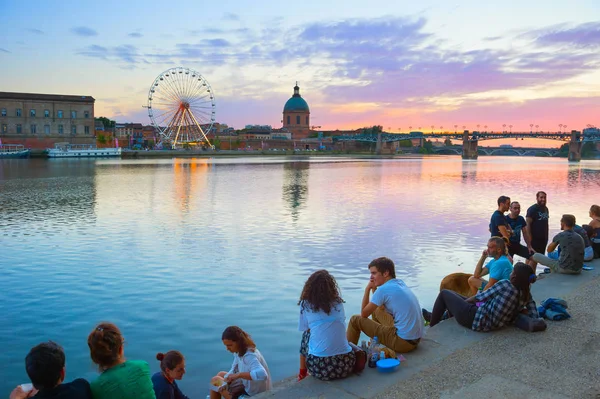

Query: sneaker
[[422, 308, 432, 323]]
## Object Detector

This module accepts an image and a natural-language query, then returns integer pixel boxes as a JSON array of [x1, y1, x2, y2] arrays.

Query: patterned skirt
[[300, 330, 356, 381]]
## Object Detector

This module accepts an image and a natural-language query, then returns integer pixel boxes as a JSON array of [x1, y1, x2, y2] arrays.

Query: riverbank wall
[[255, 259, 600, 399]]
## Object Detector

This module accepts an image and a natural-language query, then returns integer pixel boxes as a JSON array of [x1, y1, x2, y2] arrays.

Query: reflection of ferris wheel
[[147, 67, 216, 149]]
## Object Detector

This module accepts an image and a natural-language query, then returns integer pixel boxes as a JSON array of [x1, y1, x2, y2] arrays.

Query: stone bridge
[[433, 146, 560, 157], [333, 129, 599, 161]]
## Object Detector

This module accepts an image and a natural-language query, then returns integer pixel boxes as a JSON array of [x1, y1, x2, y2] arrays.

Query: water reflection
[[282, 161, 309, 220], [0, 159, 97, 237]]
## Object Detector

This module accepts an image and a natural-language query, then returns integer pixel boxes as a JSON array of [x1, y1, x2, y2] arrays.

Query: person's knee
[[217, 371, 227, 377], [467, 276, 478, 287], [349, 315, 362, 327]]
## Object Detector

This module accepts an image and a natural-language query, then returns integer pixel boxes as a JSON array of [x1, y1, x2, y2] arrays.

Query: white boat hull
[[47, 148, 122, 158]]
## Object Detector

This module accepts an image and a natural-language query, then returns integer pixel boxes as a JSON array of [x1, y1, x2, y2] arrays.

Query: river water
[[1, 156, 599, 394]]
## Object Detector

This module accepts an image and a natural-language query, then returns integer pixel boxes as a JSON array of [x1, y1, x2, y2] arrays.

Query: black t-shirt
[[35, 379, 92, 399], [526, 203, 549, 243], [506, 215, 527, 244], [490, 210, 507, 237]]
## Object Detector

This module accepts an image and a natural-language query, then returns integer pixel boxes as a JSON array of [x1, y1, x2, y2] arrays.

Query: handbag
[[349, 342, 367, 373]]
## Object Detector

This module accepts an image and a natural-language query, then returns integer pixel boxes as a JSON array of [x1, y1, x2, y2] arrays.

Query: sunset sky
[[1, 0, 599, 136]]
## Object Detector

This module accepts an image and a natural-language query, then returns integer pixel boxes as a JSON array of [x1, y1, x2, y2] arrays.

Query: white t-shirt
[[225, 348, 272, 396], [298, 302, 352, 357], [370, 279, 424, 340]]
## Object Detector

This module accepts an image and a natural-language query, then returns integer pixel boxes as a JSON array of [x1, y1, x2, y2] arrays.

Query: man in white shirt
[[346, 257, 424, 353]]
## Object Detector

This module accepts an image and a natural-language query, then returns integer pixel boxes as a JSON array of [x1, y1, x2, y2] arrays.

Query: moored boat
[[46, 142, 122, 158], [0, 144, 30, 158]]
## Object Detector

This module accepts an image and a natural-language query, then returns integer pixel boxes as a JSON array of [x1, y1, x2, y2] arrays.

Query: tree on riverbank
[[418, 139, 435, 154], [95, 116, 116, 129], [558, 142, 597, 158]]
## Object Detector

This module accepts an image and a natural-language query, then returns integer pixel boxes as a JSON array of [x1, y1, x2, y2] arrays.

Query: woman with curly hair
[[297, 270, 355, 382]]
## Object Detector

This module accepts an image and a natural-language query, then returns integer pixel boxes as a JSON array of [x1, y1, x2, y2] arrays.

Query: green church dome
[[283, 84, 310, 113]]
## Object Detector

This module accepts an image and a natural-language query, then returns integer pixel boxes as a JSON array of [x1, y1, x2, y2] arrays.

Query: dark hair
[[512, 262, 535, 302], [25, 341, 65, 390], [510, 201, 520, 208], [497, 196, 510, 206], [561, 214, 575, 228], [590, 205, 600, 217], [489, 236, 507, 253], [87, 322, 124, 370], [368, 257, 396, 279], [222, 326, 255, 356], [536, 191, 547, 198], [583, 224, 596, 238], [156, 350, 184, 373], [298, 270, 344, 314]]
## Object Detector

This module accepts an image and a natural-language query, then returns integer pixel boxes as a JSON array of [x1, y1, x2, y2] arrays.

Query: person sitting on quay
[[297, 270, 355, 382], [467, 237, 514, 295], [573, 223, 594, 262], [346, 257, 423, 354], [87, 322, 156, 399], [526, 191, 550, 270], [428, 262, 539, 331], [587, 204, 600, 253], [531, 214, 585, 274], [152, 351, 190, 399], [209, 326, 271, 399], [490, 195, 512, 243], [9, 341, 92, 399], [505, 201, 534, 262], [583, 225, 599, 259]]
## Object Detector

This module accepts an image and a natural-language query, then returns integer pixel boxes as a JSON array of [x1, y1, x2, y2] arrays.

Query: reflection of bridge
[[333, 130, 600, 161], [433, 146, 560, 157]]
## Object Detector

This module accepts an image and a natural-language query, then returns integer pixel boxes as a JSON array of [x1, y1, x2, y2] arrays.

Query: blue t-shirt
[[370, 279, 423, 340], [486, 255, 513, 281], [505, 215, 526, 244], [490, 210, 507, 238]]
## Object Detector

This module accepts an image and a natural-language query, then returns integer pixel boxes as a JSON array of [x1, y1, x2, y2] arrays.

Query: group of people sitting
[[9, 195, 599, 399], [9, 324, 271, 399], [488, 192, 599, 275]]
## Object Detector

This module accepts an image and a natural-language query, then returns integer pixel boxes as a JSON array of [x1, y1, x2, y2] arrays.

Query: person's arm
[[223, 356, 238, 379], [298, 306, 309, 332], [475, 279, 506, 302], [497, 225, 511, 242], [525, 297, 539, 319], [473, 250, 488, 278], [526, 215, 534, 238], [483, 278, 499, 291], [522, 223, 533, 250], [226, 353, 267, 382], [155, 386, 175, 399], [9, 386, 37, 399], [547, 237, 559, 253], [360, 281, 379, 318]]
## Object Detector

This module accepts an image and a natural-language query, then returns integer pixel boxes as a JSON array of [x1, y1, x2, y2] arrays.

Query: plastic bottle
[[360, 340, 368, 351], [368, 336, 379, 368], [379, 350, 385, 360]]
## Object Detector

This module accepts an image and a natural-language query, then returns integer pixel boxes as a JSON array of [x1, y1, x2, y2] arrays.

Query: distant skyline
[[1, 0, 599, 135]]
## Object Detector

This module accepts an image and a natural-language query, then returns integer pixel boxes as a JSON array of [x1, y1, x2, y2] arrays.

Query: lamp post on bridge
[[535, 125, 539, 134], [431, 125, 434, 134], [484, 125, 488, 133], [559, 124, 563, 133], [503, 124, 506, 133], [454, 125, 458, 134], [477, 124, 480, 132], [530, 123, 534, 134], [509, 124, 513, 134]]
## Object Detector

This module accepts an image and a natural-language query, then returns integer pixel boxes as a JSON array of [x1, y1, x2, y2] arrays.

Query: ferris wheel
[[147, 67, 216, 148]]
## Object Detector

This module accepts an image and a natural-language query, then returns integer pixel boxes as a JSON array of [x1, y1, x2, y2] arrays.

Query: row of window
[[1, 124, 90, 135], [0, 108, 90, 119], [286, 115, 309, 125]]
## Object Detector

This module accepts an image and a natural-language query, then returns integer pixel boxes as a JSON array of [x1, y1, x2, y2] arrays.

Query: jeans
[[430, 290, 477, 328], [531, 253, 580, 274], [347, 307, 419, 353]]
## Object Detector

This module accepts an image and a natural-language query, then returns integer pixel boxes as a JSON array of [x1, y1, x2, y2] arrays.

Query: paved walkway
[[256, 259, 600, 399]]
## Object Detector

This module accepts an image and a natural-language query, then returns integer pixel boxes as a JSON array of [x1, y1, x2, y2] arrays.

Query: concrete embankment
[[256, 259, 600, 399]]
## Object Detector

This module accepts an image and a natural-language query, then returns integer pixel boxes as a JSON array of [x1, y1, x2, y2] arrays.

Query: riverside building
[[0, 91, 95, 149]]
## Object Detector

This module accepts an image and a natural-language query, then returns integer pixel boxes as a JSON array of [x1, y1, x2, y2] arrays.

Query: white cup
[[20, 383, 33, 392]]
